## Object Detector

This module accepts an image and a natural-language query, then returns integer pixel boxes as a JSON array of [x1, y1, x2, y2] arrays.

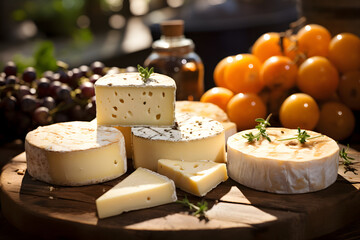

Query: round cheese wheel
[[227, 128, 339, 194], [25, 121, 127, 186]]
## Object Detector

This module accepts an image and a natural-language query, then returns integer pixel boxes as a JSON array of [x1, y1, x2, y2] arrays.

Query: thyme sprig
[[243, 113, 272, 143], [137, 64, 154, 82], [277, 127, 323, 144], [340, 144, 357, 175], [177, 195, 208, 219]]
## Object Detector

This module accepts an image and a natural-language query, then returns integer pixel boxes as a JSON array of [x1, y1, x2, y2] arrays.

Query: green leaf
[[137, 64, 154, 82], [33, 41, 58, 74]]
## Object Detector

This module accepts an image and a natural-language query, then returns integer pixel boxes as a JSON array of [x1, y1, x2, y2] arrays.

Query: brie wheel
[[25, 121, 127, 186], [227, 128, 339, 194]]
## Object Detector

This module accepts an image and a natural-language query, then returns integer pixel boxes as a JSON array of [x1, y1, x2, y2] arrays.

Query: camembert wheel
[[227, 128, 339, 194]]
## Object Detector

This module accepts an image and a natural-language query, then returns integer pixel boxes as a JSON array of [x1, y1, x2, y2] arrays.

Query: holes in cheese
[[95, 73, 176, 127], [227, 128, 340, 194], [25, 121, 127, 186], [132, 114, 226, 171]]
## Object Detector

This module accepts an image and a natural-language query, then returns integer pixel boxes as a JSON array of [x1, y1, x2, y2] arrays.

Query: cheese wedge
[[96, 167, 177, 218], [25, 121, 127, 186], [227, 128, 339, 194], [158, 159, 228, 196], [91, 118, 132, 159], [132, 113, 226, 171], [95, 72, 176, 127], [175, 101, 237, 141]]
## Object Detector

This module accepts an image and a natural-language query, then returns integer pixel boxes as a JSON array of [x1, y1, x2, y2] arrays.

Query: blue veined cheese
[[132, 114, 226, 171], [95, 72, 176, 127], [227, 127, 339, 194], [158, 159, 228, 197], [25, 121, 127, 186], [96, 167, 177, 219]]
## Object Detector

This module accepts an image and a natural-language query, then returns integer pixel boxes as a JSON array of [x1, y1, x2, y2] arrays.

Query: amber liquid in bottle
[[144, 20, 204, 101]]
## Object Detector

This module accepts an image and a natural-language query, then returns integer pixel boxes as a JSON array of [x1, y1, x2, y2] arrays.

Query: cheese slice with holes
[[175, 101, 237, 141], [158, 159, 228, 196], [95, 73, 176, 127], [91, 118, 132, 159], [227, 128, 339, 194], [132, 113, 226, 171], [96, 167, 177, 218], [25, 121, 127, 186]]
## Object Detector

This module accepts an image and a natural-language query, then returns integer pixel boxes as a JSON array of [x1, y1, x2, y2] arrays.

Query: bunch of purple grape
[[0, 61, 136, 144]]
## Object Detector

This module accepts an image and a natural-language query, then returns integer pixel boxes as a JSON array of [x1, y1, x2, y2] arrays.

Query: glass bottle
[[144, 20, 204, 101]]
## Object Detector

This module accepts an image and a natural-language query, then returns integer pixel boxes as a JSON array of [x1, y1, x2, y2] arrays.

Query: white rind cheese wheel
[[175, 101, 229, 123], [25, 121, 127, 186], [227, 128, 339, 194], [132, 114, 226, 171], [95, 73, 176, 127]]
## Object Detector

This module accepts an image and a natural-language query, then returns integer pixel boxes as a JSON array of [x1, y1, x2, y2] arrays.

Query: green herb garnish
[[177, 195, 208, 219], [340, 144, 357, 175], [137, 64, 154, 82], [278, 127, 322, 144], [243, 113, 272, 143]]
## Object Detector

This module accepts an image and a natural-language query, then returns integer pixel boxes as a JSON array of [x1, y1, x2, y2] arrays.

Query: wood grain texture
[[1, 145, 359, 240]]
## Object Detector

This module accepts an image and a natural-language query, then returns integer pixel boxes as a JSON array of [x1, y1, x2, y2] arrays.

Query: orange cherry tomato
[[297, 24, 331, 58], [316, 101, 355, 141], [279, 93, 320, 130], [328, 33, 360, 73], [338, 71, 360, 110], [297, 56, 339, 100], [227, 93, 266, 131], [260, 56, 298, 90], [251, 32, 283, 63], [200, 87, 234, 112], [213, 56, 235, 88], [224, 54, 264, 94]]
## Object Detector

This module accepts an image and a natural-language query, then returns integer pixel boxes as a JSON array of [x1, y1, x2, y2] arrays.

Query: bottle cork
[[161, 20, 184, 37]]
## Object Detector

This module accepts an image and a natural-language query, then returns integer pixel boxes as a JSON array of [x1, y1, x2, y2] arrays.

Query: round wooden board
[[1, 146, 360, 240]]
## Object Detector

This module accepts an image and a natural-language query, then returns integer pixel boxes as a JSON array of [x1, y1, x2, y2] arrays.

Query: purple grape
[[5, 75, 19, 85], [4, 61, 17, 77], [53, 112, 69, 123], [106, 67, 120, 75], [21, 95, 39, 113], [17, 85, 32, 99], [22, 67, 37, 83], [36, 78, 51, 98], [2, 96, 17, 111], [15, 112, 32, 137], [91, 95, 96, 106], [53, 70, 70, 84], [41, 96, 56, 110], [43, 71, 54, 81], [84, 102, 96, 120], [33, 106, 51, 125], [79, 65, 90, 77], [79, 81, 95, 99], [70, 104, 85, 120], [89, 74, 101, 84], [0, 76, 5, 86], [56, 84, 72, 102], [70, 68, 82, 81], [49, 80, 62, 98], [90, 61, 105, 75]]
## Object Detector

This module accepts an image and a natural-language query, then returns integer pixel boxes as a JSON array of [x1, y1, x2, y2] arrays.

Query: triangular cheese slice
[[96, 167, 177, 218], [158, 159, 228, 197]]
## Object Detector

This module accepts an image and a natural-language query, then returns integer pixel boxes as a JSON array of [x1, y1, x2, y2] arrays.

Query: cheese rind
[[132, 114, 226, 171], [25, 121, 127, 186], [95, 73, 176, 127], [91, 118, 132, 159], [221, 121, 237, 143], [227, 128, 339, 194], [158, 159, 228, 196], [175, 101, 229, 122], [96, 167, 177, 219]]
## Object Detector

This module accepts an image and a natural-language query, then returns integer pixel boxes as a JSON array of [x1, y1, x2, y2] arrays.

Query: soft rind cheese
[[132, 114, 226, 171], [95, 73, 176, 127], [25, 121, 127, 186], [96, 167, 177, 219], [227, 128, 339, 194], [91, 118, 132, 159], [175, 101, 237, 141], [158, 159, 228, 196]]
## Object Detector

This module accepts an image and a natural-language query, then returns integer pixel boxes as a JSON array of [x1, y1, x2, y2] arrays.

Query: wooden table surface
[[1, 140, 360, 240]]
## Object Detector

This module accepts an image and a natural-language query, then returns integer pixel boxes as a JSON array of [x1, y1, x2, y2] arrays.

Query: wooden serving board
[[1, 146, 360, 240]]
